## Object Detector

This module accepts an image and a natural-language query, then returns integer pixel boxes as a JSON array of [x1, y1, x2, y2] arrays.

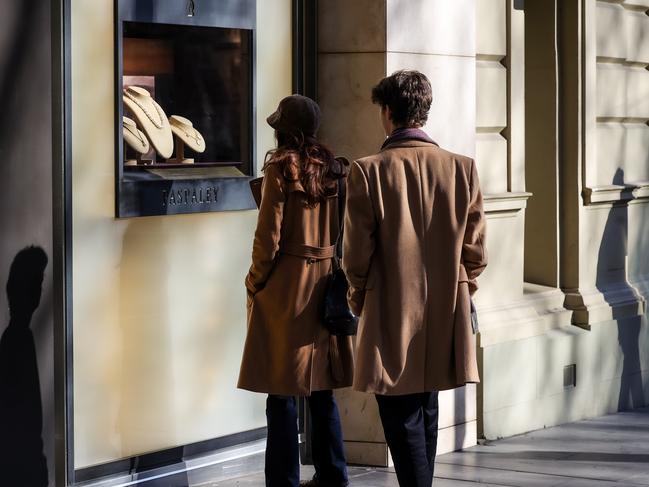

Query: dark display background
[[123, 21, 253, 173]]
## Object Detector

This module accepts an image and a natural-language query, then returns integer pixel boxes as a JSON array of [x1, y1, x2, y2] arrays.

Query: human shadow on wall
[[596, 169, 645, 411], [0, 246, 49, 486]]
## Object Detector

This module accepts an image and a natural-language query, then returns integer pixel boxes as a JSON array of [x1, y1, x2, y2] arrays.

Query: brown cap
[[266, 94, 321, 136]]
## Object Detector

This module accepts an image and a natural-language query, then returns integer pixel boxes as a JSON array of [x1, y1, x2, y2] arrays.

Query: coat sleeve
[[342, 161, 376, 316], [462, 159, 488, 294], [245, 163, 285, 295]]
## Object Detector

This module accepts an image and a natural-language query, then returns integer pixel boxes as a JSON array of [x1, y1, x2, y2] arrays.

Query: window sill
[[484, 192, 532, 215]]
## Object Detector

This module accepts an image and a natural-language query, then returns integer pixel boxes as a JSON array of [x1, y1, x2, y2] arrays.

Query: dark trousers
[[265, 390, 348, 487], [375, 392, 440, 487]]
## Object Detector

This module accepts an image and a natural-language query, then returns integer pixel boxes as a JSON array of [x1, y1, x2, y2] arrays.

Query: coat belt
[[280, 242, 335, 260]]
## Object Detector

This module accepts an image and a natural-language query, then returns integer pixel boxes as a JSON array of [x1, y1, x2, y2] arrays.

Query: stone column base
[[343, 420, 477, 467]]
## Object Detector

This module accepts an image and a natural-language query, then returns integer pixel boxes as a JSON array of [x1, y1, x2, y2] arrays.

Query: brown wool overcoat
[[238, 162, 354, 396], [343, 139, 487, 395]]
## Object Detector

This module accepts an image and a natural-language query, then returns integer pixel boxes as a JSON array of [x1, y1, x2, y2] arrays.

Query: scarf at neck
[[381, 127, 438, 150]]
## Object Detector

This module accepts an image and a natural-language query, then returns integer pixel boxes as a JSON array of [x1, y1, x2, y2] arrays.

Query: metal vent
[[564, 364, 577, 388]]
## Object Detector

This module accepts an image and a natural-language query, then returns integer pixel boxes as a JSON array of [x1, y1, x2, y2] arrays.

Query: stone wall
[[319, 0, 649, 453]]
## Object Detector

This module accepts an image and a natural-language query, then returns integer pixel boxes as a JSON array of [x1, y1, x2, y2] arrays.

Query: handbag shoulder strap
[[333, 157, 349, 261]]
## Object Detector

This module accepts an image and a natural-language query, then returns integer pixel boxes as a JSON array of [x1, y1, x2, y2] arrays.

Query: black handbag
[[323, 170, 359, 336]]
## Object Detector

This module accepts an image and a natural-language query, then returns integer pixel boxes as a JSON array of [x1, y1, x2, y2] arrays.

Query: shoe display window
[[115, 0, 256, 217]]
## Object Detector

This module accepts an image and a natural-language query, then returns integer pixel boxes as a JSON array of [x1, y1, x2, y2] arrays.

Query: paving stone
[[552, 479, 646, 487], [190, 407, 649, 486], [434, 462, 581, 487]]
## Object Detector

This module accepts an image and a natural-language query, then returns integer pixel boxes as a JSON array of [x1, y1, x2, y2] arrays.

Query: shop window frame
[[114, 0, 257, 218], [292, 0, 318, 464], [53, 0, 317, 484]]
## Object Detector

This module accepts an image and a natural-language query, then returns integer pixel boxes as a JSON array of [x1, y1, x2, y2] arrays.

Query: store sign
[[162, 187, 219, 207], [119, 178, 254, 217]]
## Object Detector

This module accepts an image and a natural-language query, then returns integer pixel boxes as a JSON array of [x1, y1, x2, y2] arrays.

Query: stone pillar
[[565, 0, 649, 326], [317, 0, 478, 466]]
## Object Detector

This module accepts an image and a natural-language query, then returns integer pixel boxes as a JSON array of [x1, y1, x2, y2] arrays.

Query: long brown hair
[[263, 131, 341, 206]]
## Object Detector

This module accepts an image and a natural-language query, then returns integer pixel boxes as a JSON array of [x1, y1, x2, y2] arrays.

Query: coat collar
[[380, 127, 439, 152], [380, 139, 440, 152]]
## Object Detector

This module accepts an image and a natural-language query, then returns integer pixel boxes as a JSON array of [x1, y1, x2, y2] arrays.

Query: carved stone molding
[[484, 191, 532, 215], [583, 181, 649, 204], [564, 283, 646, 329], [477, 284, 573, 347]]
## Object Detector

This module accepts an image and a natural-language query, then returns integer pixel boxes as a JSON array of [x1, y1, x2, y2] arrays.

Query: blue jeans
[[265, 391, 348, 487]]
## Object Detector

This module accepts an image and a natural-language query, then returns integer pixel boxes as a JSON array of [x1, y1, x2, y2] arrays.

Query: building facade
[[0, 0, 647, 485]]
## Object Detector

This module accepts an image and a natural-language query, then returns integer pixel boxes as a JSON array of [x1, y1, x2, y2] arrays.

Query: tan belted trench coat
[[238, 162, 354, 396], [343, 139, 487, 395]]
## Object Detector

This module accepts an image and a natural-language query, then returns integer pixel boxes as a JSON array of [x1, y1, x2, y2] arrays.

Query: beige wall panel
[[474, 212, 525, 307], [591, 120, 649, 185], [596, 63, 627, 118], [438, 385, 477, 429], [482, 316, 649, 440], [476, 61, 507, 130], [318, 53, 387, 160], [536, 328, 597, 399], [318, 0, 386, 53], [387, 0, 475, 57], [626, 10, 649, 64], [476, 133, 508, 194], [72, 0, 291, 468], [257, 1, 295, 175], [596, 1, 627, 59], [437, 420, 478, 454], [626, 66, 649, 119], [336, 389, 385, 443], [482, 337, 537, 413], [387, 52, 477, 157], [596, 67, 649, 120], [624, 122, 649, 181], [476, 0, 507, 57], [481, 402, 543, 439], [593, 122, 625, 187], [337, 386, 477, 443]]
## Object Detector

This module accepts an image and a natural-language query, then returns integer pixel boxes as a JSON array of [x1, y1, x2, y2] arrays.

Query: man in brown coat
[[343, 71, 487, 487]]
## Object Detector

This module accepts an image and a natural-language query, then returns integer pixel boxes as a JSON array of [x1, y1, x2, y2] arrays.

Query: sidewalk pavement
[[208, 406, 649, 486]]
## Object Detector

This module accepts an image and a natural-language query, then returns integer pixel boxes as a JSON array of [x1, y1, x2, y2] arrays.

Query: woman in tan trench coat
[[238, 95, 353, 487]]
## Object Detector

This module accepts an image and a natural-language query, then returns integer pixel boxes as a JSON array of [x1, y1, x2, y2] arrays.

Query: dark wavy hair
[[263, 131, 341, 206], [371, 70, 432, 127]]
